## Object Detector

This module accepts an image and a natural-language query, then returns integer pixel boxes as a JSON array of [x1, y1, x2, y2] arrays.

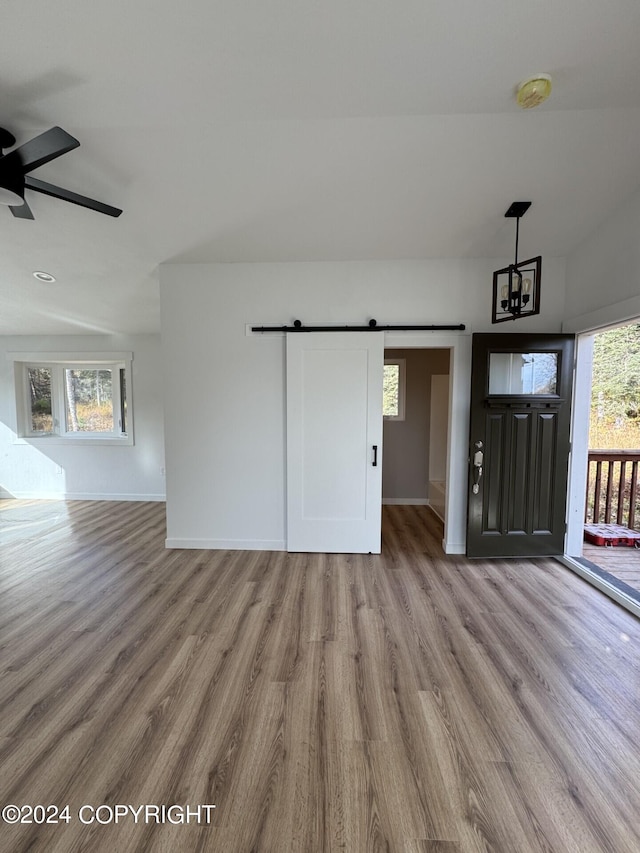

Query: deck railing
[[585, 450, 640, 530]]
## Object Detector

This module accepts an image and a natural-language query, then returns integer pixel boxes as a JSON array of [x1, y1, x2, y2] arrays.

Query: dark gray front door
[[466, 333, 575, 558]]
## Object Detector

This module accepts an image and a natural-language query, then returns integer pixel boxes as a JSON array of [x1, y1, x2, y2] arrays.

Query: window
[[63, 367, 121, 434], [12, 352, 133, 444], [488, 352, 558, 395], [383, 358, 406, 420], [27, 366, 54, 433]]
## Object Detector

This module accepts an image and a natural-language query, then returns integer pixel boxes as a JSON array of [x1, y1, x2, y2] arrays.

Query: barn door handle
[[372, 445, 378, 467], [472, 440, 483, 494]]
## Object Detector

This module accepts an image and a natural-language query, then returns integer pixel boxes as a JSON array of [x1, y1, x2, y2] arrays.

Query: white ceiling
[[2, 0, 640, 334]]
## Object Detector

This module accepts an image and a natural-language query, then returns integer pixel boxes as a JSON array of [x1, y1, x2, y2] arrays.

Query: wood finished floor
[[1, 500, 640, 853]]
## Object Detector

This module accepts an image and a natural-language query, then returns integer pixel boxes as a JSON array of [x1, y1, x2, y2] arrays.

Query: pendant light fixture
[[491, 201, 541, 323]]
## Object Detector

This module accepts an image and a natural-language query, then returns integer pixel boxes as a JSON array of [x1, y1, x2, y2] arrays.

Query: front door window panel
[[488, 352, 558, 395]]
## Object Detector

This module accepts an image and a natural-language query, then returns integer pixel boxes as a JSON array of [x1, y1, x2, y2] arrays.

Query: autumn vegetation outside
[[589, 323, 640, 449], [587, 322, 640, 532], [29, 367, 116, 433]]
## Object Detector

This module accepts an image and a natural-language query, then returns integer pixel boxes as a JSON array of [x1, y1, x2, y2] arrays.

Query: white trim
[[8, 350, 133, 363], [443, 541, 465, 554], [565, 334, 594, 556], [13, 436, 133, 447], [382, 497, 429, 505], [165, 537, 286, 551], [560, 556, 640, 619], [7, 492, 166, 501], [384, 332, 466, 349], [562, 295, 640, 334]]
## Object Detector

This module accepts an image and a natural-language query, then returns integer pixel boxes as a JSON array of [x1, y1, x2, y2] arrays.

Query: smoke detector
[[516, 74, 552, 109]]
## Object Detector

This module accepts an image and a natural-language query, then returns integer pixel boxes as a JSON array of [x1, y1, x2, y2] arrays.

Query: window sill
[[14, 434, 133, 447]]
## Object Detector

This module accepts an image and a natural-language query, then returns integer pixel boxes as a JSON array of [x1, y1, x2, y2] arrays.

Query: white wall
[[429, 374, 450, 484], [564, 186, 640, 333], [0, 334, 165, 500], [160, 259, 566, 551]]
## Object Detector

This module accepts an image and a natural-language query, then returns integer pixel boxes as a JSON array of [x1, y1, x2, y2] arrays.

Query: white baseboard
[[165, 538, 286, 551], [9, 491, 166, 502], [382, 497, 429, 505], [443, 541, 465, 554]]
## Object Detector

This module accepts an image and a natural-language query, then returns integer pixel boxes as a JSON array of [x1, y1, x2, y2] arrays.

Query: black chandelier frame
[[491, 201, 542, 324]]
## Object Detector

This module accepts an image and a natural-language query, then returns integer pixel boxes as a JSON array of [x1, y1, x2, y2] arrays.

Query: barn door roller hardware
[[251, 319, 466, 333]]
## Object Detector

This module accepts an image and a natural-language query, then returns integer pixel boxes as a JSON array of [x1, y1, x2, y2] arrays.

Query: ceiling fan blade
[[25, 176, 122, 217], [4, 126, 80, 174], [9, 199, 34, 219]]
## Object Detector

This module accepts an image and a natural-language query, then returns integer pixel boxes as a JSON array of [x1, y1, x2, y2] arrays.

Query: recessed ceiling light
[[516, 74, 552, 109], [33, 271, 56, 283]]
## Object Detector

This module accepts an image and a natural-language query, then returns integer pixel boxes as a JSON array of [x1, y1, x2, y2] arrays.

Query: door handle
[[372, 445, 378, 467], [472, 440, 483, 494]]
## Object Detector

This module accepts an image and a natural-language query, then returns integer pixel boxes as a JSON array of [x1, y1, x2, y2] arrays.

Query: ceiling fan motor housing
[[0, 151, 25, 203]]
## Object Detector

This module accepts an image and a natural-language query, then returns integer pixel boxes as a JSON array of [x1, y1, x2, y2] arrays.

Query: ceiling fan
[[0, 126, 122, 219]]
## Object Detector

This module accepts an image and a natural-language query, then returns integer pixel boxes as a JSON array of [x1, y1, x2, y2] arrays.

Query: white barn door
[[286, 332, 384, 553]]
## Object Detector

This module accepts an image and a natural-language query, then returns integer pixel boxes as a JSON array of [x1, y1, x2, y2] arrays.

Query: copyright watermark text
[[2, 804, 216, 825]]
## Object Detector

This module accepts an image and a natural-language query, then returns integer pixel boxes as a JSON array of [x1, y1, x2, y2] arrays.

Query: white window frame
[[383, 358, 406, 421], [10, 351, 134, 446]]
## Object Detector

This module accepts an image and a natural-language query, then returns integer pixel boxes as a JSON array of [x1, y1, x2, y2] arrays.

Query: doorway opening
[[583, 322, 640, 598], [382, 348, 450, 546], [565, 319, 640, 616]]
